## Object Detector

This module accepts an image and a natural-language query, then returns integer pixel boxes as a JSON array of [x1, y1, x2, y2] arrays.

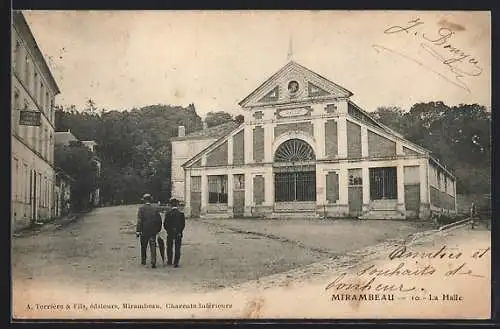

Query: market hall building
[[171, 61, 457, 220]]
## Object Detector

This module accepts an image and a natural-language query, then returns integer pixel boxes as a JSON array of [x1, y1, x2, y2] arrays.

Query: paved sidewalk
[[13, 212, 82, 238]]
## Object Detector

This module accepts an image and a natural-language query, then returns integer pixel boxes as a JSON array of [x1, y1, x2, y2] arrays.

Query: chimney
[[178, 125, 185, 137]]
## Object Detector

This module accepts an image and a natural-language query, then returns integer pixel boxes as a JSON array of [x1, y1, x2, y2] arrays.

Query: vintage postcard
[[11, 10, 491, 320]]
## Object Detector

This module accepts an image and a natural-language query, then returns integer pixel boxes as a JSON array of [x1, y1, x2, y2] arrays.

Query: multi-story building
[[54, 168, 73, 218], [170, 122, 239, 204], [81, 140, 101, 206], [11, 11, 60, 230]]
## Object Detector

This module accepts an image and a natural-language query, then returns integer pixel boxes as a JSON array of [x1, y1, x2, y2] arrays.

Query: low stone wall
[[456, 193, 491, 214]]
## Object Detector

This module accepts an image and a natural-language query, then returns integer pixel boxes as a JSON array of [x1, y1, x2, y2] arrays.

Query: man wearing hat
[[136, 193, 163, 268], [163, 198, 185, 267]]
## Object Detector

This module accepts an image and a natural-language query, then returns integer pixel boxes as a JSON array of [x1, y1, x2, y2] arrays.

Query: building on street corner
[[54, 168, 74, 217], [170, 121, 239, 205], [172, 61, 457, 220], [55, 130, 102, 207], [11, 11, 60, 230], [81, 140, 101, 206]]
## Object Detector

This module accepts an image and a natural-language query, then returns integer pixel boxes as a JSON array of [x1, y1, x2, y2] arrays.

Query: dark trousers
[[157, 236, 165, 263], [166, 234, 182, 265], [140, 235, 157, 266]]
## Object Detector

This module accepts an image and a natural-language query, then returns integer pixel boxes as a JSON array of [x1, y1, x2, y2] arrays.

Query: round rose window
[[287, 80, 299, 94]]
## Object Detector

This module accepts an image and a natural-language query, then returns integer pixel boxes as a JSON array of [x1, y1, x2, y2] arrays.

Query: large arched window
[[274, 138, 315, 163], [273, 139, 316, 202]]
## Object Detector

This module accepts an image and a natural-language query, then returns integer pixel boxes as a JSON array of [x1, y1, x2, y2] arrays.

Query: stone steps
[[359, 210, 405, 220], [270, 211, 318, 219]]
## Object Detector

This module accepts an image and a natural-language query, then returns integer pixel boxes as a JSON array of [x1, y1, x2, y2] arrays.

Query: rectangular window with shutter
[[208, 175, 228, 204], [234, 174, 245, 190], [348, 168, 363, 186], [253, 175, 265, 205], [40, 82, 44, 109], [45, 177, 49, 207], [18, 160, 23, 202], [34, 72, 39, 102], [13, 90, 20, 135], [14, 41, 20, 74], [24, 56, 30, 86], [191, 176, 201, 192], [13, 158, 18, 201], [38, 173, 42, 208], [22, 100, 29, 142], [51, 98, 55, 122], [41, 178, 44, 207], [44, 128, 48, 160], [46, 92, 49, 115], [369, 167, 397, 200], [26, 165, 30, 204], [326, 171, 339, 202], [49, 133, 53, 162]]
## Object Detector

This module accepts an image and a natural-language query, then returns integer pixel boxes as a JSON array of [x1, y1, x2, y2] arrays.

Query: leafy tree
[[234, 114, 245, 125], [85, 98, 97, 114], [55, 99, 490, 205], [374, 102, 491, 195], [372, 106, 404, 132], [205, 111, 233, 127], [55, 103, 202, 205], [54, 141, 99, 211]]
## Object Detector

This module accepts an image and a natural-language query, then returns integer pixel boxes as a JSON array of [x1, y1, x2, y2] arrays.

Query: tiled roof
[[171, 121, 240, 141], [54, 131, 78, 145]]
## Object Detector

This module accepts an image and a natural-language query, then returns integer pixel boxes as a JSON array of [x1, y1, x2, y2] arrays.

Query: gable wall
[[346, 121, 362, 159], [206, 141, 228, 166], [171, 138, 216, 200], [233, 130, 245, 165], [253, 126, 265, 162], [324, 119, 338, 159], [368, 130, 396, 157]]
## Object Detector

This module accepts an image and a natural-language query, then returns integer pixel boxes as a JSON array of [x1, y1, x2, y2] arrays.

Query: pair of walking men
[[136, 194, 185, 269]]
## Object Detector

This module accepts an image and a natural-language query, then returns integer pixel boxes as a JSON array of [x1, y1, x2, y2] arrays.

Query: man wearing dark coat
[[136, 193, 162, 268], [164, 198, 186, 268]]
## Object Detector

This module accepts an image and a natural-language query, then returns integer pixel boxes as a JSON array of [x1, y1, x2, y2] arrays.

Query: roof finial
[[287, 35, 294, 62]]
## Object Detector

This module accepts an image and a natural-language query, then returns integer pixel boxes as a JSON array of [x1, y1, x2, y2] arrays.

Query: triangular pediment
[[308, 82, 330, 97], [239, 61, 353, 108], [258, 86, 279, 103]]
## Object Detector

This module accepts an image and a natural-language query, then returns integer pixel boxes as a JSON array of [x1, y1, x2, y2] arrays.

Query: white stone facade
[[174, 61, 457, 220], [11, 12, 60, 231], [171, 138, 219, 201]]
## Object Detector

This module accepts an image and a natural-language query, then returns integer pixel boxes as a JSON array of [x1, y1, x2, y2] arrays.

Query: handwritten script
[[325, 244, 490, 303], [373, 18, 483, 92]]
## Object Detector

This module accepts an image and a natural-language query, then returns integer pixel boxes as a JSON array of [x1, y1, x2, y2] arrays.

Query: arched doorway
[[273, 138, 316, 202]]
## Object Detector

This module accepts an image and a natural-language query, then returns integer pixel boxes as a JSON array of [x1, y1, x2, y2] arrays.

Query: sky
[[22, 10, 491, 117]]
